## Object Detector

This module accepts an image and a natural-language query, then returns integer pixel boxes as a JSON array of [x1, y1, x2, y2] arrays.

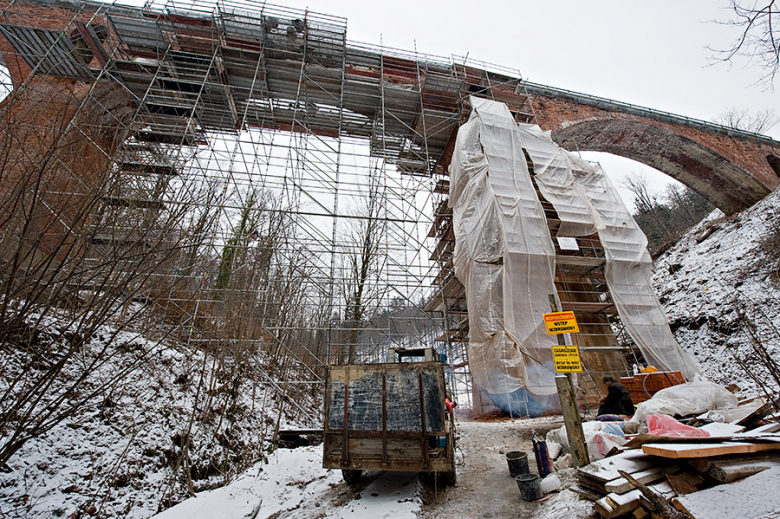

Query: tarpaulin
[[515, 119, 699, 381], [449, 97, 558, 397], [449, 97, 699, 403]]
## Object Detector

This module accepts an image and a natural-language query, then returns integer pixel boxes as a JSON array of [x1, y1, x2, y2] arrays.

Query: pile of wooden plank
[[573, 419, 780, 518]]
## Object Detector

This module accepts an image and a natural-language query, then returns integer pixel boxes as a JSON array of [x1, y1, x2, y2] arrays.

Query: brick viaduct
[[525, 83, 780, 215], [0, 0, 778, 216]]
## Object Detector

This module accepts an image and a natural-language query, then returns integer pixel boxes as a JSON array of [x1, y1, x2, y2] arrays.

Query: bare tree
[[213, 189, 266, 296], [623, 173, 663, 223], [0, 77, 217, 466], [713, 106, 778, 133], [711, 1, 780, 87], [624, 174, 714, 255], [340, 176, 385, 365]]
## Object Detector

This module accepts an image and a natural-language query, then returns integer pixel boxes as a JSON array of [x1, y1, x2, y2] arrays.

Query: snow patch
[[652, 188, 780, 396], [153, 445, 422, 519]]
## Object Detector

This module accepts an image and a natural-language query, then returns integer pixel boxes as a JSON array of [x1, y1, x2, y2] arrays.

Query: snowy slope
[[652, 187, 780, 396], [0, 319, 315, 518]]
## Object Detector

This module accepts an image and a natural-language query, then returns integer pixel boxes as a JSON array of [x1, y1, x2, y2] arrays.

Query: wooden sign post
[[546, 296, 589, 468]]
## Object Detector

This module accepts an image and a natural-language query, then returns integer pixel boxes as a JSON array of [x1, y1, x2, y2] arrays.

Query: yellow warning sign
[[543, 311, 579, 335], [552, 345, 583, 373]]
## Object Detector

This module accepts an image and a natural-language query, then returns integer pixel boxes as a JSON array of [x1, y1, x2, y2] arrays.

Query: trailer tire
[[438, 469, 456, 486], [341, 469, 362, 485], [423, 469, 456, 487]]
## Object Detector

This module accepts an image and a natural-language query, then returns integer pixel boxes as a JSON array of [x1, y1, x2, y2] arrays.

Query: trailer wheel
[[437, 470, 456, 486], [342, 469, 362, 485], [423, 469, 456, 487]]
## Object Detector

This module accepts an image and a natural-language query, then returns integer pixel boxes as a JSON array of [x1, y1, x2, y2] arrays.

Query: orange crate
[[622, 371, 685, 404]]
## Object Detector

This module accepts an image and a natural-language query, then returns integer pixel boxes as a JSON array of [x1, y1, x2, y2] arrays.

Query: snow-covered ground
[[153, 445, 421, 519], [652, 187, 780, 396], [152, 417, 580, 519], [0, 318, 315, 518]]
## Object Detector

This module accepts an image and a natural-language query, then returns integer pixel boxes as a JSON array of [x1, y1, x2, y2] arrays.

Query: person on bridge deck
[[597, 376, 634, 417]]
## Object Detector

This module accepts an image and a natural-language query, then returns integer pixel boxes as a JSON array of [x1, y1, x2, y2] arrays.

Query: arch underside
[[552, 119, 771, 215]]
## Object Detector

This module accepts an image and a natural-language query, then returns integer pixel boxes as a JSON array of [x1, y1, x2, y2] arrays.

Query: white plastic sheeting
[[547, 421, 627, 462], [517, 124, 699, 381], [515, 124, 600, 238], [579, 166, 700, 380], [449, 97, 558, 397], [628, 380, 738, 423], [449, 97, 699, 401]]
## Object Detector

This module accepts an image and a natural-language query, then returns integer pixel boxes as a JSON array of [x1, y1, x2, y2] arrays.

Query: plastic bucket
[[515, 473, 542, 501], [505, 451, 529, 478]]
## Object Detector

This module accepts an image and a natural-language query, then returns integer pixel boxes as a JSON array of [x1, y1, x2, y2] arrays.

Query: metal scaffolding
[[0, 0, 650, 424], [0, 0, 541, 421]]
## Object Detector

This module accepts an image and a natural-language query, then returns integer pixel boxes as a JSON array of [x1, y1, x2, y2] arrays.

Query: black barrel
[[515, 473, 542, 501], [505, 451, 529, 477]]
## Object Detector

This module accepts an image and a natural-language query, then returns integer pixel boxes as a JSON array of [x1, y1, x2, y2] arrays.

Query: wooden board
[[579, 449, 656, 484], [347, 438, 422, 458], [708, 458, 780, 483], [638, 481, 676, 511], [570, 484, 604, 502], [665, 471, 704, 494], [595, 481, 675, 519], [604, 465, 681, 494], [736, 401, 775, 427], [699, 422, 745, 435], [625, 434, 734, 449], [672, 468, 780, 519], [576, 476, 610, 495], [642, 441, 780, 459], [749, 422, 780, 434], [733, 432, 780, 443], [596, 490, 644, 519], [687, 451, 780, 478]]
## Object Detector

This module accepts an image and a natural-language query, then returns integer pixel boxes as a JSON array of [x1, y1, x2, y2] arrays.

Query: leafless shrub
[[713, 106, 778, 133], [0, 78, 217, 467]]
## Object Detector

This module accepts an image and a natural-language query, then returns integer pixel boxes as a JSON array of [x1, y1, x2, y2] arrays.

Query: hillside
[[0, 321, 317, 518], [652, 187, 780, 396]]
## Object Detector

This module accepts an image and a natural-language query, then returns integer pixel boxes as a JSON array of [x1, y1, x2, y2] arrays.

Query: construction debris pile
[[566, 383, 780, 519]]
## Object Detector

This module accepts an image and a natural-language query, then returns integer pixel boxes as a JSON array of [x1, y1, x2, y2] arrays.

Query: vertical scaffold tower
[[0, 0, 638, 422]]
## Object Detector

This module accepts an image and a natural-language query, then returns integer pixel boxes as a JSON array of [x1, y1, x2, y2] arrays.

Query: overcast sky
[[228, 0, 777, 207]]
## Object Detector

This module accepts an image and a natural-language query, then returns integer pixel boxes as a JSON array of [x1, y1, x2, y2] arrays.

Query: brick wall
[[532, 95, 780, 214]]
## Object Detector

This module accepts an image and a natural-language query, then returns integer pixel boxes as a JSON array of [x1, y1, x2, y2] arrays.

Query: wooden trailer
[[322, 349, 456, 484]]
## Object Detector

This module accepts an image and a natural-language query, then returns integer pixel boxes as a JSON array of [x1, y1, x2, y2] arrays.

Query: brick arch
[[768, 154, 780, 177], [551, 119, 772, 215]]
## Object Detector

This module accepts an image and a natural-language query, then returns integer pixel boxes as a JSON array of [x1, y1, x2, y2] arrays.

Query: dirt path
[[419, 415, 565, 519], [262, 415, 593, 519]]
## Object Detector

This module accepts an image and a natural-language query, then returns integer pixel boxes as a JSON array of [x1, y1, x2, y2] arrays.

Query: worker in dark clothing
[[597, 376, 635, 416]]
